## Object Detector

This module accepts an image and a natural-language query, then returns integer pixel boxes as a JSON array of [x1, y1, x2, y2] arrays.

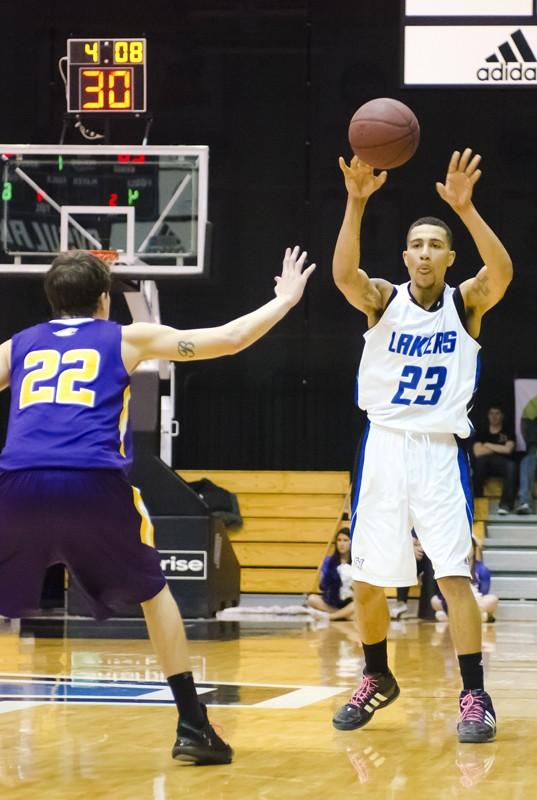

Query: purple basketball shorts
[[0, 469, 166, 619]]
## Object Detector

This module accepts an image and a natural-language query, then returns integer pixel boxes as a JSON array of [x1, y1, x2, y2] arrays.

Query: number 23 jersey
[[0, 318, 132, 470], [356, 283, 480, 438]]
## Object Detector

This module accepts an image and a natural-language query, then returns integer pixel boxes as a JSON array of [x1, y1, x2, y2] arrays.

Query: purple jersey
[[0, 318, 132, 471]]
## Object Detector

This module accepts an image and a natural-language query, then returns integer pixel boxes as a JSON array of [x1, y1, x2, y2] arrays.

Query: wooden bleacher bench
[[178, 469, 486, 596], [178, 470, 349, 594]]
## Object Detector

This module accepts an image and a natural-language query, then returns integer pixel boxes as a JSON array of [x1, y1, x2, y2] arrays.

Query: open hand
[[339, 155, 388, 201], [436, 148, 481, 213], [274, 246, 316, 306]]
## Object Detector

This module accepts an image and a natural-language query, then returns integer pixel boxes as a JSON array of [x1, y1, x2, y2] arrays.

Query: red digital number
[[81, 69, 133, 110], [109, 69, 131, 109], [82, 70, 105, 109], [117, 154, 145, 163]]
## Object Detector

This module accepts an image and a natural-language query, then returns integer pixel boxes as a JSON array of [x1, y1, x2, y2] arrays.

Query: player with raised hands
[[331, 148, 512, 743]]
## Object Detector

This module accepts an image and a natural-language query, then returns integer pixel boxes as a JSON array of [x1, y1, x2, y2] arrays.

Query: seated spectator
[[515, 395, 537, 514], [472, 404, 516, 515], [431, 538, 498, 623], [307, 527, 354, 621]]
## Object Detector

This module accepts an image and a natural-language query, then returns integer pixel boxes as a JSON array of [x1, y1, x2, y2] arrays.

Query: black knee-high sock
[[167, 671, 205, 727], [458, 653, 484, 691], [362, 639, 389, 675]]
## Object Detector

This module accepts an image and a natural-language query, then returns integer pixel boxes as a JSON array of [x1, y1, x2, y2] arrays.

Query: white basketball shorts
[[350, 422, 473, 586]]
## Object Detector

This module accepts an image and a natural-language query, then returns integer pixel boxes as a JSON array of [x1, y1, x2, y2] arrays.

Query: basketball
[[348, 98, 420, 169]]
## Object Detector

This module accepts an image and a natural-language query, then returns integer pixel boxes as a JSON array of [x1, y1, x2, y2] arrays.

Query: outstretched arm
[[437, 149, 513, 331], [332, 156, 393, 326], [121, 246, 315, 372], [0, 341, 10, 391]]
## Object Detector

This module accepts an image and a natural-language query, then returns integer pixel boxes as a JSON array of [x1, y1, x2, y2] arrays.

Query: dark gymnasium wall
[[0, 0, 533, 469]]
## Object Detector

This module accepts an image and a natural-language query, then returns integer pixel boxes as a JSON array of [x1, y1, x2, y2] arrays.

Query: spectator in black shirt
[[473, 404, 516, 515]]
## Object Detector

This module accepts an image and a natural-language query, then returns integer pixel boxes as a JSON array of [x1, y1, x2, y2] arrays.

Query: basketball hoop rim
[[85, 249, 120, 266]]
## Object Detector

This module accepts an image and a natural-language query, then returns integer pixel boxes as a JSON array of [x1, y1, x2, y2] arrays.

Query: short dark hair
[[407, 216, 453, 248], [44, 251, 112, 317]]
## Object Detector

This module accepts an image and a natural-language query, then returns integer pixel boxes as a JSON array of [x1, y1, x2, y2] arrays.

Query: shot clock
[[67, 38, 147, 113]]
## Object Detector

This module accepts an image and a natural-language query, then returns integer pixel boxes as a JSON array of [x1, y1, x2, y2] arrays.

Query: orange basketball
[[348, 98, 420, 169]]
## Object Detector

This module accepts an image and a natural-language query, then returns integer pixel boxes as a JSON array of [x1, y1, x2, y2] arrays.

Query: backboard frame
[[0, 144, 209, 278]]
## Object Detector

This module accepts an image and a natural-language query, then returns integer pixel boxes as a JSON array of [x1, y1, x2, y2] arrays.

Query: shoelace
[[350, 675, 378, 707], [459, 692, 485, 722]]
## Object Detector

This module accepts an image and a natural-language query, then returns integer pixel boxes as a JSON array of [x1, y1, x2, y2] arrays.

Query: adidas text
[[477, 64, 537, 82]]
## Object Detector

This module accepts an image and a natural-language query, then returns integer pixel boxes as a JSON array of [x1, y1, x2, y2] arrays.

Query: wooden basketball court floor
[[0, 615, 535, 799]]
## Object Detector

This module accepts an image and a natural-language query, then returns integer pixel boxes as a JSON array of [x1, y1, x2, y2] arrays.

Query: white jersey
[[357, 282, 480, 437]]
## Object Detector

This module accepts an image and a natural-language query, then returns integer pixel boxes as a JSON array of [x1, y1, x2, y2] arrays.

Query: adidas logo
[[477, 29, 537, 82], [364, 692, 388, 714], [484, 710, 496, 730]]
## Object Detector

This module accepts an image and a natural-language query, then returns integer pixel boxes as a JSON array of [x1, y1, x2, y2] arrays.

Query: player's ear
[[97, 291, 110, 317], [402, 249, 409, 267], [447, 249, 456, 268]]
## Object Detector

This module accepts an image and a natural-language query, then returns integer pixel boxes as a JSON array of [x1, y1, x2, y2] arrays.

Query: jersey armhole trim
[[453, 287, 468, 332], [379, 286, 398, 320]]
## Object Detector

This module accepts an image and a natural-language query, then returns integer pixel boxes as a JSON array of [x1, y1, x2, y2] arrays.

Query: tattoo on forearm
[[177, 340, 195, 358]]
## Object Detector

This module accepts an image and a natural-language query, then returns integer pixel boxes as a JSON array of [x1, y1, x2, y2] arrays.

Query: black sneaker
[[515, 502, 531, 515], [332, 671, 400, 731], [172, 704, 233, 765], [457, 689, 496, 743]]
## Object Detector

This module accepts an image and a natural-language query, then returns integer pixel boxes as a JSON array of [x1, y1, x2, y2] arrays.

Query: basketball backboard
[[0, 145, 209, 278]]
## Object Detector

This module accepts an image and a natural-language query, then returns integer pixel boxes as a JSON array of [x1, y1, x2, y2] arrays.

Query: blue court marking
[[0, 674, 343, 708], [0, 678, 176, 704], [0, 674, 215, 705]]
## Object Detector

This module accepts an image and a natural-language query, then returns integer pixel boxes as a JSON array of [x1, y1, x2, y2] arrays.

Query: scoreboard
[[67, 38, 147, 113]]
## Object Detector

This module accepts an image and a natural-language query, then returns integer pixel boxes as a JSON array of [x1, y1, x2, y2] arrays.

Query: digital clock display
[[67, 38, 146, 113]]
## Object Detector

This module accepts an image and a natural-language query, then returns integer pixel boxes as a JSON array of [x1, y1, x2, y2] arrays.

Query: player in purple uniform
[[0, 246, 315, 765]]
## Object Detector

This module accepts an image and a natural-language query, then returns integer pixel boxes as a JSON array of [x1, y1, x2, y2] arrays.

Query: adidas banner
[[405, 0, 533, 16], [405, 26, 537, 85]]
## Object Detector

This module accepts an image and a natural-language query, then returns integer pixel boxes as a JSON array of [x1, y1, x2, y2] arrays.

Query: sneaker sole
[[332, 683, 401, 731], [173, 749, 233, 765], [458, 728, 496, 744]]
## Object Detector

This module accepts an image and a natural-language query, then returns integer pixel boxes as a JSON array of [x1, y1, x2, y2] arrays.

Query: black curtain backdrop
[[0, 0, 532, 468]]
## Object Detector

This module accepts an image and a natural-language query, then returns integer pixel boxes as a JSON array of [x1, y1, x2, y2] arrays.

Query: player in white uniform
[[331, 149, 512, 743]]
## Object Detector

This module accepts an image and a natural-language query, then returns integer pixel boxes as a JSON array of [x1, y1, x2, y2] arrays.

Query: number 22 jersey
[[0, 318, 132, 471], [356, 283, 480, 438]]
